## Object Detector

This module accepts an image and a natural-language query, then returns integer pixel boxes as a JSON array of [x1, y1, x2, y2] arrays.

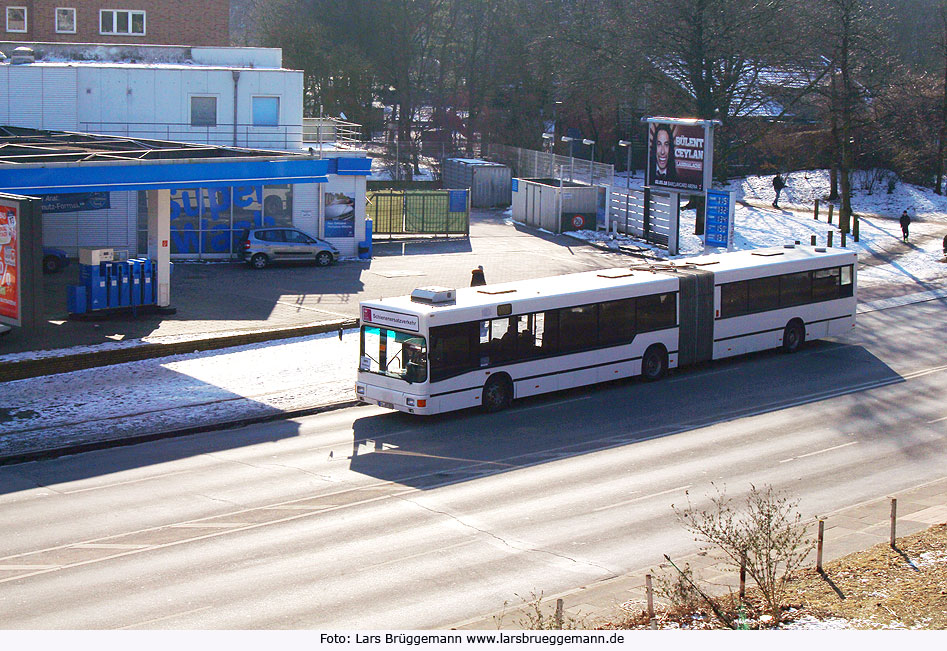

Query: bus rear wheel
[[782, 320, 805, 353], [641, 345, 668, 382], [482, 374, 513, 412]]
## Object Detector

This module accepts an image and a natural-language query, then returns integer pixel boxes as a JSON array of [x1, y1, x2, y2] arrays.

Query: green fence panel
[[367, 191, 405, 234], [368, 190, 468, 236], [405, 192, 450, 233]]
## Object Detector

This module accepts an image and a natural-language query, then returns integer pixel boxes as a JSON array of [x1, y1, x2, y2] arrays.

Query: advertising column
[[0, 202, 20, 326], [0, 194, 42, 330]]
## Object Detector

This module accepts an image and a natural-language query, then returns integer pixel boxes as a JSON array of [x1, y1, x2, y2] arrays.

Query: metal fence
[[608, 188, 680, 255], [367, 190, 469, 237], [486, 144, 614, 187]]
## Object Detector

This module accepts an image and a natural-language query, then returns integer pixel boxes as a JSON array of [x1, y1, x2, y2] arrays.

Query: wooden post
[[841, 231, 847, 247], [890, 498, 897, 548], [828, 231, 834, 247], [814, 199, 820, 220], [555, 598, 564, 628], [853, 215, 860, 242], [811, 235, 817, 246], [828, 204, 834, 225], [646, 573, 656, 629], [817, 520, 825, 572]]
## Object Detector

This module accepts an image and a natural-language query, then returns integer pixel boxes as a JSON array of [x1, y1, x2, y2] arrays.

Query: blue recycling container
[[117, 263, 130, 306], [358, 218, 373, 259], [67, 285, 87, 314], [128, 259, 142, 306], [140, 259, 154, 304], [104, 262, 119, 307], [88, 269, 107, 311]]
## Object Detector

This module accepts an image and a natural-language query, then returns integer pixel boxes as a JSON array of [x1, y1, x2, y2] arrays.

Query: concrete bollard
[[853, 216, 860, 242]]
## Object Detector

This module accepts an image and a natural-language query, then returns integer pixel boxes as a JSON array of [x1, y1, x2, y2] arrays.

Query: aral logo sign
[[362, 307, 419, 332]]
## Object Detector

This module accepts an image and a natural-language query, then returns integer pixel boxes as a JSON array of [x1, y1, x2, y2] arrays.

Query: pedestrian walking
[[942, 232, 947, 258], [899, 210, 911, 242], [470, 265, 486, 287], [772, 173, 786, 208]]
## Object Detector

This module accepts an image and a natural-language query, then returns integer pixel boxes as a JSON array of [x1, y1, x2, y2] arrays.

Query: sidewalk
[[451, 476, 947, 629]]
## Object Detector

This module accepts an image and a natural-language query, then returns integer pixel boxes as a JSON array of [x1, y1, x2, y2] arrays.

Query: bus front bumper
[[355, 383, 434, 415]]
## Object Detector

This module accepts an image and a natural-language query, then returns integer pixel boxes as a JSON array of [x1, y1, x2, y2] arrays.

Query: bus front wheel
[[641, 345, 668, 382], [482, 374, 513, 412], [781, 320, 805, 353]]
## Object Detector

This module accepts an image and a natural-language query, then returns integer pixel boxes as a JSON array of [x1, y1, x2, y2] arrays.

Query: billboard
[[646, 120, 711, 192], [0, 203, 20, 324]]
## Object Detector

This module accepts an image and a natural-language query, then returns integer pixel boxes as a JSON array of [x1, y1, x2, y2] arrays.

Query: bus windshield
[[360, 326, 428, 383]]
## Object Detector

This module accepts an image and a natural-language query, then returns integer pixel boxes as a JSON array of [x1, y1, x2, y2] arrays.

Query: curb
[[0, 319, 359, 382], [0, 399, 366, 467]]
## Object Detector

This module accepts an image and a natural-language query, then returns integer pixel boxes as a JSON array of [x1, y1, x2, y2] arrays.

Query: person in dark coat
[[470, 265, 486, 287], [772, 173, 786, 208], [942, 232, 947, 257], [899, 210, 911, 242]]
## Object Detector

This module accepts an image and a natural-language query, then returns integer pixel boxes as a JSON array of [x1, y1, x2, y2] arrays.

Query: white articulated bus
[[356, 245, 857, 415]]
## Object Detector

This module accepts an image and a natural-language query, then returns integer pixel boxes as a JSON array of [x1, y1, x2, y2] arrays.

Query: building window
[[100, 9, 145, 35], [190, 96, 218, 127], [252, 97, 280, 127], [6, 7, 27, 33], [56, 8, 77, 34]]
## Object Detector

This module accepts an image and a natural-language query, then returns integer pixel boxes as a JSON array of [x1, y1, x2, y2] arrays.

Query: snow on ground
[[568, 170, 947, 289], [1, 172, 946, 458]]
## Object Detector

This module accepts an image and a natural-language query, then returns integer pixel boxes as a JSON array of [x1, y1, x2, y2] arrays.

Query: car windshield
[[360, 326, 427, 383]]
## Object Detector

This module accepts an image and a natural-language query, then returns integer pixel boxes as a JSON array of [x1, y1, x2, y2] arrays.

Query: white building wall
[[1, 65, 78, 130]]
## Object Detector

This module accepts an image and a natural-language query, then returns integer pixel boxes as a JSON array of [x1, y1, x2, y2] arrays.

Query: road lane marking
[[927, 416, 947, 424], [62, 470, 193, 494], [593, 485, 691, 512], [118, 605, 214, 630], [780, 441, 857, 463]]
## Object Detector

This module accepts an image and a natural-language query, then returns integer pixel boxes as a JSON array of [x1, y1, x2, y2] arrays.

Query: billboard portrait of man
[[647, 120, 708, 192], [648, 123, 676, 186]]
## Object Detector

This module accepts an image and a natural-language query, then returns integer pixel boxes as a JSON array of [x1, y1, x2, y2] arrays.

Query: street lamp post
[[618, 140, 632, 191], [542, 133, 555, 176], [560, 136, 575, 181], [582, 139, 595, 185]]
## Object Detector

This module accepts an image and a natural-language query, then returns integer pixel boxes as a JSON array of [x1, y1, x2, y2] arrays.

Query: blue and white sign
[[705, 189, 734, 249], [511, 178, 519, 193], [448, 190, 467, 213]]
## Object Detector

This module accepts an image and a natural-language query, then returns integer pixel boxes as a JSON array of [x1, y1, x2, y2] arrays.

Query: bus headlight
[[356, 384, 365, 395], [406, 398, 415, 406]]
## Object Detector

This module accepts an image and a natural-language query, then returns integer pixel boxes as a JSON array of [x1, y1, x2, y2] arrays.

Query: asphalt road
[[0, 298, 945, 629]]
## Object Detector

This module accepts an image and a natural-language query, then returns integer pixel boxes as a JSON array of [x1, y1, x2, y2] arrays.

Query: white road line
[[780, 441, 857, 464], [62, 470, 193, 494], [516, 394, 594, 414], [592, 485, 690, 512], [118, 605, 214, 630], [927, 416, 947, 424]]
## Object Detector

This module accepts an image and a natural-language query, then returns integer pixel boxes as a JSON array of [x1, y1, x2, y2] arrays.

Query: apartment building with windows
[[1, 1, 230, 46]]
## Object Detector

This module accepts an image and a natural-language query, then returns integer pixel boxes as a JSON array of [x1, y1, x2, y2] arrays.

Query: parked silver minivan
[[239, 227, 340, 269]]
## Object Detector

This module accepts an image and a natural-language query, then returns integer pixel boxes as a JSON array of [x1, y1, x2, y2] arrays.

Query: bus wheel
[[782, 320, 805, 353], [482, 374, 513, 412], [641, 345, 668, 382]]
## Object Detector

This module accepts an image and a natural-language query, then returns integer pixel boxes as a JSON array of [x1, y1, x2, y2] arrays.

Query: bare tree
[[674, 484, 814, 626]]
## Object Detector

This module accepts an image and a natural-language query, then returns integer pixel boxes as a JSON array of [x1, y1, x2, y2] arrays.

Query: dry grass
[[601, 523, 947, 629]]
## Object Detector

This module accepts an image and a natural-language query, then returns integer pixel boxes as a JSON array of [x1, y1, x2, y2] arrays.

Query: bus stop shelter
[[0, 126, 328, 318]]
